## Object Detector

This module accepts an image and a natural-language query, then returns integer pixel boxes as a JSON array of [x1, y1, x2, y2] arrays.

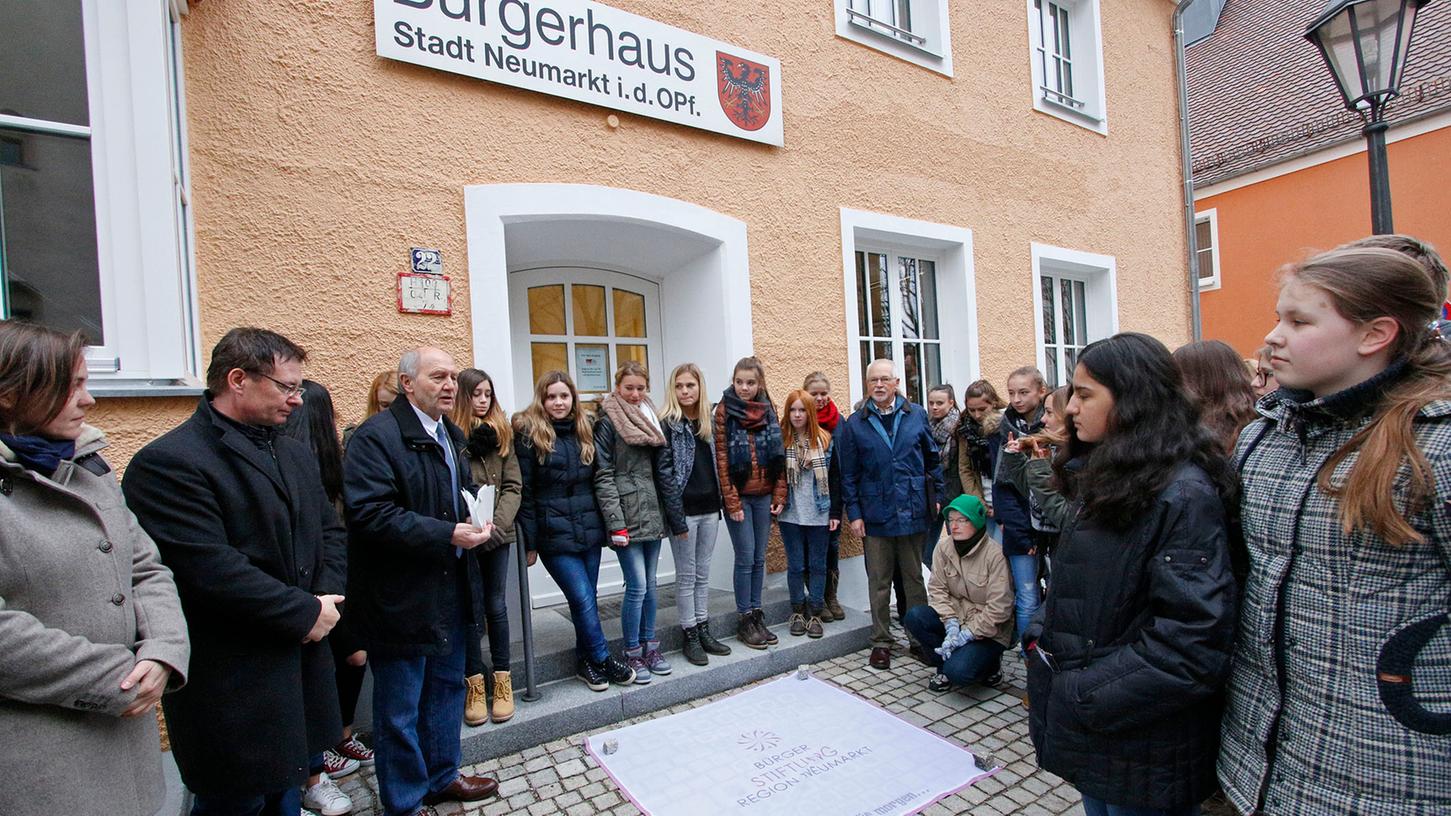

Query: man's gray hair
[[866, 358, 899, 379], [398, 349, 422, 379]]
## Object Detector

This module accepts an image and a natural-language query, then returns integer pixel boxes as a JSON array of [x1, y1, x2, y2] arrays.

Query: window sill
[[91, 379, 205, 398], [1197, 278, 1222, 292], [1033, 94, 1107, 135], [847, 17, 938, 56]]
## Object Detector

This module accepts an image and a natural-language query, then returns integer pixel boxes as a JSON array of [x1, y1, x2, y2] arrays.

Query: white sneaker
[[302, 774, 353, 816]]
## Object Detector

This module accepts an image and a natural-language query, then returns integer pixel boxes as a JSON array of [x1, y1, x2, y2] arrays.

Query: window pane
[[925, 343, 942, 392], [899, 256, 919, 340], [1, 128, 102, 341], [530, 342, 568, 385], [1195, 218, 1213, 249], [527, 285, 566, 334], [919, 260, 938, 339], [1074, 280, 1088, 342], [860, 341, 872, 389], [855, 251, 870, 337], [1065, 347, 1079, 379], [617, 343, 648, 374], [0, 1, 90, 127], [903, 342, 922, 405], [867, 252, 890, 338], [1061, 278, 1076, 346], [572, 284, 607, 336], [1045, 350, 1059, 390], [613, 288, 646, 338], [1040, 276, 1056, 344]]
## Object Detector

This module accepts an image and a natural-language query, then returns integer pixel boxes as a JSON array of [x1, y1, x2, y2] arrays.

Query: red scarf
[[816, 399, 841, 432]]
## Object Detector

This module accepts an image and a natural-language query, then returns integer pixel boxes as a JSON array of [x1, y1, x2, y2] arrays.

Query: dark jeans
[[924, 518, 945, 567], [778, 521, 828, 611], [801, 525, 840, 592], [465, 543, 511, 675], [191, 789, 301, 816], [616, 537, 661, 649], [370, 618, 468, 816], [724, 493, 772, 613], [1079, 794, 1200, 816], [539, 547, 608, 663], [328, 631, 366, 730], [902, 605, 1005, 686]]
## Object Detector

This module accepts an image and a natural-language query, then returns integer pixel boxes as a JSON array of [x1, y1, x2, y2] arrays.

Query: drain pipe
[[1174, 0, 1203, 341]]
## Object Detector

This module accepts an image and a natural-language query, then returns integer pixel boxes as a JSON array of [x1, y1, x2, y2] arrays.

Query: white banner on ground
[[584, 674, 998, 816]]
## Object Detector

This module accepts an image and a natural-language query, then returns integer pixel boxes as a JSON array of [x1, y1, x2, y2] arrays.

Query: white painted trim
[[833, 0, 954, 77], [1025, 0, 1109, 136], [839, 208, 978, 408], [1194, 208, 1221, 291], [1194, 107, 1451, 200], [1029, 242, 1118, 381]]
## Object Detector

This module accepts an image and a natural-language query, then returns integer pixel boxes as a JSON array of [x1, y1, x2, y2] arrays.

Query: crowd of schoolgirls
[[3, 236, 1449, 816]]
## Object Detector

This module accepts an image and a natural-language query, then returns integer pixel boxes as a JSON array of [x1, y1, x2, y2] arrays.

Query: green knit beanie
[[943, 493, 987, 529]]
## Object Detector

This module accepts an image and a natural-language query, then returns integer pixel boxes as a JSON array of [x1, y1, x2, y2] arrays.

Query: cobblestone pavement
[[332, 626, 1091, 816]]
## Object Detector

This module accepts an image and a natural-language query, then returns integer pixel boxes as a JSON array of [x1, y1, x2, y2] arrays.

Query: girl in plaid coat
[[1218, 246, 1451, 816]]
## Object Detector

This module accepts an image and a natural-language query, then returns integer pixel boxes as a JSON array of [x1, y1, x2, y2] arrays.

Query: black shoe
[[698, 620, 732, 656], [601, 654, 636, 686], [928, 674, 954, 693], [753, 608, 778, 644], [682, 626, 709, 666], [577, 658, 609, 692], [983, 672, 1003, 687]]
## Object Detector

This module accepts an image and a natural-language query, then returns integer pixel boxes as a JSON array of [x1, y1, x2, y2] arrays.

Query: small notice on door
[[398, 272, 451, 315]]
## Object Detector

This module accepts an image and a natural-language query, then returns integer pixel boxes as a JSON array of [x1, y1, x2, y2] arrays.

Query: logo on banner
[[716, 52, 771, 132], [737, 730, 782, 752]]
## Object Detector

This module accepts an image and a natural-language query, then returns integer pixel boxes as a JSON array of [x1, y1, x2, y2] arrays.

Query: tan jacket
[[0, 425, 190, 816], [926, 532, 1015, 649]]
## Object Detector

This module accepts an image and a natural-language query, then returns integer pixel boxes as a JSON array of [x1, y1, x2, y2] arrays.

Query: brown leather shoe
[[421, 774, 499, 805], [869, 646, 891, 670]]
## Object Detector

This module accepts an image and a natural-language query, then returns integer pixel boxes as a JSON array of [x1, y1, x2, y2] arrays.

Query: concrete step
[[458, 606, 872, 764]]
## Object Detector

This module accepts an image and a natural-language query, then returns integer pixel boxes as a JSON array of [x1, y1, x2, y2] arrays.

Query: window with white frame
[[1195, 209, 1221, 290], [834, 0, 953, 76], [0, 0, 199, 392], [1031, 243, 1117, 388], [841, 209, 979, 409], [1026, 0, 1107, 133]]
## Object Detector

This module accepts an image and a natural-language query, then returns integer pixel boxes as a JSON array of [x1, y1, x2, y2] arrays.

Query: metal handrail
[[515, 528, 540, 701], [846, 8, 927, 45]]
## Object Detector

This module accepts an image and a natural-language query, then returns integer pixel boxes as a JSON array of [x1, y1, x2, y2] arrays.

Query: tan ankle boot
[[464, 674, 488, 726], [491, 670, 515, 723]]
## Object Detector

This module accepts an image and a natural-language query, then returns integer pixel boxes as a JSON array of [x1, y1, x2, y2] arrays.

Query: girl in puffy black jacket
[[1024, 332, 1237, 816]]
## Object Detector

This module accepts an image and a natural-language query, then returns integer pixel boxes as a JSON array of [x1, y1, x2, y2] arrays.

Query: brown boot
[[753, 608, 778, 644], [464, 674, 488, 726], [490, 670, 515, 723], [806, 611, 824, 639], [737, 612, 768, 650], [789, 604, 807, 637], [825, 570, 845, 620]]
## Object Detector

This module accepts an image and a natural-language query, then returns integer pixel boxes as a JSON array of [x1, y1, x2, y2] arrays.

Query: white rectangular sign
[[375, 0, 784, 146], [585, 675, 997, 815]]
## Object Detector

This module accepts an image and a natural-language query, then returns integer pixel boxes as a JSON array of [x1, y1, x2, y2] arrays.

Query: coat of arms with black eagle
[[716, 51, 771, 132]]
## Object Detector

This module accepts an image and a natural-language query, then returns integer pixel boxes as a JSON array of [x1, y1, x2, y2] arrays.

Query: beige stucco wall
[[92, 0, 1188, 468]]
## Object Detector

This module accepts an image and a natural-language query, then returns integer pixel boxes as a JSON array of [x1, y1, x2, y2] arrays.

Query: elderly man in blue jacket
[[838, 359, 945, 670]]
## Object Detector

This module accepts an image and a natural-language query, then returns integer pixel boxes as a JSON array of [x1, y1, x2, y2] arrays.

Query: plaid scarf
[[928, 407, 960, 447], [786, 437, 830, 493], [720, 387, 784, 488]]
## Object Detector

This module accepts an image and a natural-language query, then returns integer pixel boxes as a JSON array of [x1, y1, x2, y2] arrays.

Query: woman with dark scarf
[[713, 357, 787, 649], [923, 384, 961, 566]]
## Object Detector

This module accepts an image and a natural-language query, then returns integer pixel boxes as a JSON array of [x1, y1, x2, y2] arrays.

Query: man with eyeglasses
[[124, 327, 351, 816]]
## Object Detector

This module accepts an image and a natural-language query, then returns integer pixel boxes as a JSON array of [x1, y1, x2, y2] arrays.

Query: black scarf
[[467, 422, 500, 459], [720, 387, 785, 488], [957, 415, 993, 477], [0, 433, 76, 476], [953, 526, 988, 559]]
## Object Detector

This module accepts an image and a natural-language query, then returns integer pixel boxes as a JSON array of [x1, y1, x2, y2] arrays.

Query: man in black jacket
[[124, 328, 348, 816], [343, 346, 497, 816]]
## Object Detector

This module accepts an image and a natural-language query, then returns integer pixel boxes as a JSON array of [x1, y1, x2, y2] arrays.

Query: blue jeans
[[724, 493, 772, 613], [615, 537, 661, 649], [902, 605, 1005, 685], [801, 524, 839, 591], [540, 548, 608, 663], [370, 618, 467, 816], [191, 789, 301, 816], [465, 542, 511, 675], [924, 518, 945, 567], [1079, 794, 1200, 816], [778, 521, 828, 611], [1007, 553, 1041, 652]]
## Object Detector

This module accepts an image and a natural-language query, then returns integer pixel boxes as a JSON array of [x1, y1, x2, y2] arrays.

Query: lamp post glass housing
[[1305, 0, 1430, 233]]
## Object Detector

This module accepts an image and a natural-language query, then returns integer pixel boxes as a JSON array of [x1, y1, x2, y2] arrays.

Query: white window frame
[[1025, 0, 1108, 135], [1030, 243, 1118, 387], [840, 208, 978, 408], [834, 0, 953, 77], [1195, 208, 1221, 291], [0, 0, 201, 395]]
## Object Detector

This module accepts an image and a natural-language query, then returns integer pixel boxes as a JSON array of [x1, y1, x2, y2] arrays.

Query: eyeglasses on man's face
[[254, 371, 305, 399]]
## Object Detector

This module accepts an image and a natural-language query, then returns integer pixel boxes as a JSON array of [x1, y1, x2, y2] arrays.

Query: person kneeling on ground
[[903, 495, 1013, 693]]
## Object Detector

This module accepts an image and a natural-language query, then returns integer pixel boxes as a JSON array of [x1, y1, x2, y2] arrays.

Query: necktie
[[434, 421, 462, 557]]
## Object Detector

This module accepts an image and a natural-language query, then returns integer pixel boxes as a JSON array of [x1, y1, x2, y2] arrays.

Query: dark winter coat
[[515, 418, 607, 556], [123, 397, 347, 796], [593, 413, 688, 540], [992, 406, 1042, 556], [837, 396, 945, 538], [342, 397, 482, 658], [1025, 462, 1236, 811], [1219, 378, 1451, 816]]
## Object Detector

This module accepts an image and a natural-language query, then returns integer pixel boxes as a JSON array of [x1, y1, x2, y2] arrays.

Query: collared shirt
[[409, 400, 444, 441]]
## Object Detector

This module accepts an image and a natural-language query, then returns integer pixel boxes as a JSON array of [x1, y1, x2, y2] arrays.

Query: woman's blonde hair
[[781, 389, 831, 451], [365, 370, 400, 418], [659, 362, 712, 442], [1287, 247, 1451, 546], [803, 371, 830, 392], [512, 370, 595, 465], [614, 359, 649, 387], [453, 368, 513, 459]]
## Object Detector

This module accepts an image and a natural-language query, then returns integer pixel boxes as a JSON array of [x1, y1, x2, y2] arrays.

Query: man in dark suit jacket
[[123, 328, 348, 816], [343, 346, 497, 816]]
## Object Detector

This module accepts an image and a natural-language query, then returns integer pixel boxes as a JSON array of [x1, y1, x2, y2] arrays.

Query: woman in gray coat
[[0, 320, 190, 816]]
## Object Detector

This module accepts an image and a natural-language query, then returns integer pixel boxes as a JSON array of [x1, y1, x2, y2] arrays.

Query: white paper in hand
[[460, 489, 483, 531]]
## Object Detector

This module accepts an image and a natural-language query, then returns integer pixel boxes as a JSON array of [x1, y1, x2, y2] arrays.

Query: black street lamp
[[1305, 0, 1430, 234]]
